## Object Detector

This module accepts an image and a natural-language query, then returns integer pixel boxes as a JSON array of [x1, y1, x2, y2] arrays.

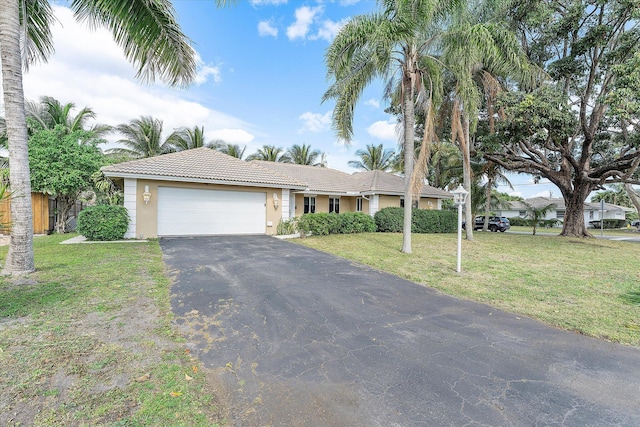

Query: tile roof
[[252, 161, 356, 194], [102, 149, 453, 199], [101, 148, 306, 188], [351, 170, 453, 198]]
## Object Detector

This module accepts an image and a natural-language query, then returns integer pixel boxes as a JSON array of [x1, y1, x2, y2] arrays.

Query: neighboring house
[[496, 197, 633, 225], [101, 148, 452, 238]]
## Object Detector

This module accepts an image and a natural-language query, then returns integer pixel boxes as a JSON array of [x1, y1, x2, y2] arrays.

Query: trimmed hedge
[[77, 205, 129, 241], [297, 212, 376, 236], [374, 207, 457, 233]]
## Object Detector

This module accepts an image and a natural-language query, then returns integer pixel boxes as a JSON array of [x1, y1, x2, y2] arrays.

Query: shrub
[[412, 209, 457, 233], [276, 217, 298, 235], [374, 207, 404, 232], [297, 213, 341, 236], [298, 212, 377, 235], [338, 212, 377, 234], [77, 205, 129, 241], [375, 207, 457, 233]]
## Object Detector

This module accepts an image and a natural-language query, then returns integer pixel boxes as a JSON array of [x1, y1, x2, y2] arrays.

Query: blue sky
[[6, 0, 561, 199]]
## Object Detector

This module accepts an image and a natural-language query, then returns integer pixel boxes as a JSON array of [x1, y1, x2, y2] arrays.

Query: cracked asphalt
[[161, 235, 640, 426]]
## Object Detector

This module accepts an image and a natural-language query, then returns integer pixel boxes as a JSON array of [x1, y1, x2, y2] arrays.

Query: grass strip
[[0, 234, 223, 426]]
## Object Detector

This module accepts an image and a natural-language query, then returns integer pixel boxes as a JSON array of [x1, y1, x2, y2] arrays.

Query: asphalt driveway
[[161, 236, 640, 426]]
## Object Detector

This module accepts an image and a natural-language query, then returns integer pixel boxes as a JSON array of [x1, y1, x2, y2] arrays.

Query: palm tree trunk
[[0, 0, 35, 274], [462, 115, 474, 241], [401, 66, 416, 254]]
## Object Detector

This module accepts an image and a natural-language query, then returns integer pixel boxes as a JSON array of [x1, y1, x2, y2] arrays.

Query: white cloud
[[209, 129, 255, 144], [366, 120, 398, 141], [365, 98, 380, 109], [287, 6, 323, 40], [8, 5, 254, 148], [194, 54, 222, 85], [299, 111, 331, 133], [258, 20, 279, 37], [311, 18, 348, 42], [532, 190, 556, 198]]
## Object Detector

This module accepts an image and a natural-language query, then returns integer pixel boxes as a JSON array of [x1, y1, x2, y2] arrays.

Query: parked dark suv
[[463, 216, 511, 232]]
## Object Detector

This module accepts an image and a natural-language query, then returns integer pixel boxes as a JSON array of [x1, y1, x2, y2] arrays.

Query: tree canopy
[[481, 0, 640, 237], [28, 126, 105, 233]]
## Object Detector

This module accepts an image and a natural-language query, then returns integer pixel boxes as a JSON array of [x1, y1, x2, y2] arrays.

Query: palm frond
[[71, 0, 196, 87], [20, 0, 56, 69]]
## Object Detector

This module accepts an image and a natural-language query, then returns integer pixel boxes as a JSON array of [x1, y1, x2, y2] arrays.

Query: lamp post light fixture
[[452, 184, 469, 273]]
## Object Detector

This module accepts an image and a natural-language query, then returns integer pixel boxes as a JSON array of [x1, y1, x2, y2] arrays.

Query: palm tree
[[522, 201, 555, 236], [287, 144, 323, 166], [108, 116, 175, 159], [247, 145, 291, 163], [0, 0, 199, 274], [348, 144, 396, 171], [25, 96, 111, 137], [169, 125, 218, 151], [441, 0, 536, 241], [217, 143, 246, 160], [324, 0, 455, 254]]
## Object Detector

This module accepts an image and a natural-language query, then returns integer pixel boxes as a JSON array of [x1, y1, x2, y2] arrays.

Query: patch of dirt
[[0, 282, 224, 426]]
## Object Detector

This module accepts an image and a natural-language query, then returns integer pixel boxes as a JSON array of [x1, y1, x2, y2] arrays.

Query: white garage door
[[157, 187, 266, 236]]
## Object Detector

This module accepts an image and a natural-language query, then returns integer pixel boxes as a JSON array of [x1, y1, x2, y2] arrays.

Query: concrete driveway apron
[[161, 236, 640, 427]]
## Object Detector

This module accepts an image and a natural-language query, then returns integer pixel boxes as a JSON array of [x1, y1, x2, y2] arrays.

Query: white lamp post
[[452, 185, 469, 273]]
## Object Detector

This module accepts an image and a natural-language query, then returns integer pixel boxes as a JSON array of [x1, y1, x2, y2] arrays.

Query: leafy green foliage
[[77, 205, 129, 241], [336, 212, 376, 233], [276, 217, 298, 235], [374, 207, 457, 233], [29, 126, 106, 233], [29, 126, 105, 197], [412, 209, 457, 233], [297, 213, 341, 236], [374, 207, 405, 232], [297, 212, 376, 236]]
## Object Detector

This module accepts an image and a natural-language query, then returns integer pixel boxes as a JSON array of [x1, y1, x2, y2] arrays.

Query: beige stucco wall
[[291, 194, 361, 215], [288, 193, 444, 217], [135, 180, 284, 238], [378, 195, 401, 209]]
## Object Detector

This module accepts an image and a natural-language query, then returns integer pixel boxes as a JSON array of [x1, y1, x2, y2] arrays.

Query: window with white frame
[[519, 210, 526, 217], [356, 198, 363, 212], [329, 197, 340, 213], [304, 196, 316, 214], [556, 210, 565, 219]]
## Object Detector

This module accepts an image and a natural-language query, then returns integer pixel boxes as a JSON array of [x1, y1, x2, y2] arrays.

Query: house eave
[[101, 171, 306, 190]]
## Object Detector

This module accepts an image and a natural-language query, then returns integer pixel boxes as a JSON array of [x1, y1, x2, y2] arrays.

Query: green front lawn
[[297, 232, 640, 346], [508, 225, 640, 236], [0, 234, 223, 426]]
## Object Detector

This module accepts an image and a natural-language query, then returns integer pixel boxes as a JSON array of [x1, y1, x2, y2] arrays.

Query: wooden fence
[[0, 193, 51, 235]]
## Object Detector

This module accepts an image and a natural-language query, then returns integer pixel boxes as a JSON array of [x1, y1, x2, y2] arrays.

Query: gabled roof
[[101, 149, 453, 199], [253, 161, 355, 194], [351, 170, 452, 198], [101, 148, 307, 189]]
